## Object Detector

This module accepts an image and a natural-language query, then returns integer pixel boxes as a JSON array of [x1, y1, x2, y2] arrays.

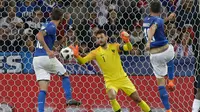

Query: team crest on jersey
[[112, 50, 115, 53]]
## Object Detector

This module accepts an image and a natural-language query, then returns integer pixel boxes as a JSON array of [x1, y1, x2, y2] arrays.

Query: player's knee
[[108, 94, 116, 100], [39, 86, 48, 92], [156, 78, 165, 86], [63, 72, 69, 77], [133, 97, 142, 103], [108, 93, 116, 100], [107, 90, 117, 100], [38, 80, 49, 91], [130, 93, 142, 103]]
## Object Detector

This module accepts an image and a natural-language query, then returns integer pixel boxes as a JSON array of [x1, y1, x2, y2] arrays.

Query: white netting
[[0, 0, 199, 112]]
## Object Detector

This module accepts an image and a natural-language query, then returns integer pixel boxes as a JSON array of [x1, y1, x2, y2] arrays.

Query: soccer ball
[[60, 47, 74, 60]]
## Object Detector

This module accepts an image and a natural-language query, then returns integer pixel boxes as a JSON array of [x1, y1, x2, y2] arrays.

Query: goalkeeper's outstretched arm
[[69, 45, 96, 65], [76, 52, 95, 64]]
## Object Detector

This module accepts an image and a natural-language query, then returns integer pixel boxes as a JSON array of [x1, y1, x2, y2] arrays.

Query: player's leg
[[33, 57, 51, 112], [157, 77, 171, 112], [106, 82, 121, 112], [62, 72, 81, 106], [51, 58, 81, 106], [166, 59, 175, 91], [166, 45, 175, 91], [150, 52, 172, 112], [38, 80, 49, 112], [192, 75, 200, 112], [120, 77, 151, 112], [129, 92, 151, 112], [108, 89, 121, 112], [167, 59, 174, 81]]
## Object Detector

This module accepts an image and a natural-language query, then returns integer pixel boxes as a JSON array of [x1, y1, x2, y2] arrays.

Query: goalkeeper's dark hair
[[150, 1, 161, 13], [95, 29, 106, 36], [51, 8, 64, 20]]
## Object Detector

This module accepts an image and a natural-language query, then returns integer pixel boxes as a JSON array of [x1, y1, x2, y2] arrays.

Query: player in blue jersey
[[33, 8, 81, 112], [143, 1, 175, 112]]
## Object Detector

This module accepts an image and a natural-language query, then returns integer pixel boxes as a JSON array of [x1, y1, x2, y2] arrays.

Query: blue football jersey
[[143, 16, 168, 48], [34, 22, 56, 57]]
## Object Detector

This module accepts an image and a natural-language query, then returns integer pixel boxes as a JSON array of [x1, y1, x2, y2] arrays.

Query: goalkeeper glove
[[120, 31, 130, 43], [69, 45, 79, 58]]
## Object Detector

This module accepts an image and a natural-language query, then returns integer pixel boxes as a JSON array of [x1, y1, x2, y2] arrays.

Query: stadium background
[[0, 0, 199, 111]]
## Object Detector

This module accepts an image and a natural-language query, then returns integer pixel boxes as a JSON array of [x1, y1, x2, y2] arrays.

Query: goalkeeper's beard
[[100, 42, 107, 48]]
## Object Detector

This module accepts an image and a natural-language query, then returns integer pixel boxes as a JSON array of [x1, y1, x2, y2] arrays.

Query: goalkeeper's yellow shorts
[[105, 76, 136, 96]]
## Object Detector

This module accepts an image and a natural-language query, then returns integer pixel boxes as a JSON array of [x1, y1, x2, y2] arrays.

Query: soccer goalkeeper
[[70, 29, 152, 112]]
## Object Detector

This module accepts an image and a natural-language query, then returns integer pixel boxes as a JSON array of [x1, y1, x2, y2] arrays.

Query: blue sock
[[158, 86, 170, 110], [62, 76, 72, 100], [167, 59, 174, 80], [38, 90, 46, 112]]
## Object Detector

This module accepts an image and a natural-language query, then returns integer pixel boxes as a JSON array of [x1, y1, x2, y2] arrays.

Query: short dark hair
[[51, 8, 64, 20], [95, 29, 106, 36], [150, 1, 161, 13]]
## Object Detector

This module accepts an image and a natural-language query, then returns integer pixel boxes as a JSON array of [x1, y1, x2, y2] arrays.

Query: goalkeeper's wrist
[[124, 39, 130, 43], [74, 54, 80, 58]]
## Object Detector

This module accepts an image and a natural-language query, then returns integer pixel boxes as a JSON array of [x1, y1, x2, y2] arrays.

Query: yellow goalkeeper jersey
[[77, 43, 132, 82]]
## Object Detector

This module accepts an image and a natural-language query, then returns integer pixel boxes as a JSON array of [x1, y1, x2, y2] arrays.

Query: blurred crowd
[[0, 0, 199, 57]]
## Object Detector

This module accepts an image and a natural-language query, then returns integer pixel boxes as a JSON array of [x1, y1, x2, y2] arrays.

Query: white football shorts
[[150, 44, 175, 78], [33, 56, 66, 81]]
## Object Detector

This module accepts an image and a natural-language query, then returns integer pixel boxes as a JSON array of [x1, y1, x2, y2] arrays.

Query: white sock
[[192, 99, 200, 112]]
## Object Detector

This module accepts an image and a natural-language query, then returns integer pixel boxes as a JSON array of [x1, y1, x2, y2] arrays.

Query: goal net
[[0, 0, 199, 112]]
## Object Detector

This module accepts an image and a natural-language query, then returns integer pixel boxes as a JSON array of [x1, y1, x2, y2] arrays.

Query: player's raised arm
[[70, 45, 96, 64], [36, 30, 54, 58], [145, 24, 158, 51], [118, 31, 133, 52], [164, 12, 176, 23]]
